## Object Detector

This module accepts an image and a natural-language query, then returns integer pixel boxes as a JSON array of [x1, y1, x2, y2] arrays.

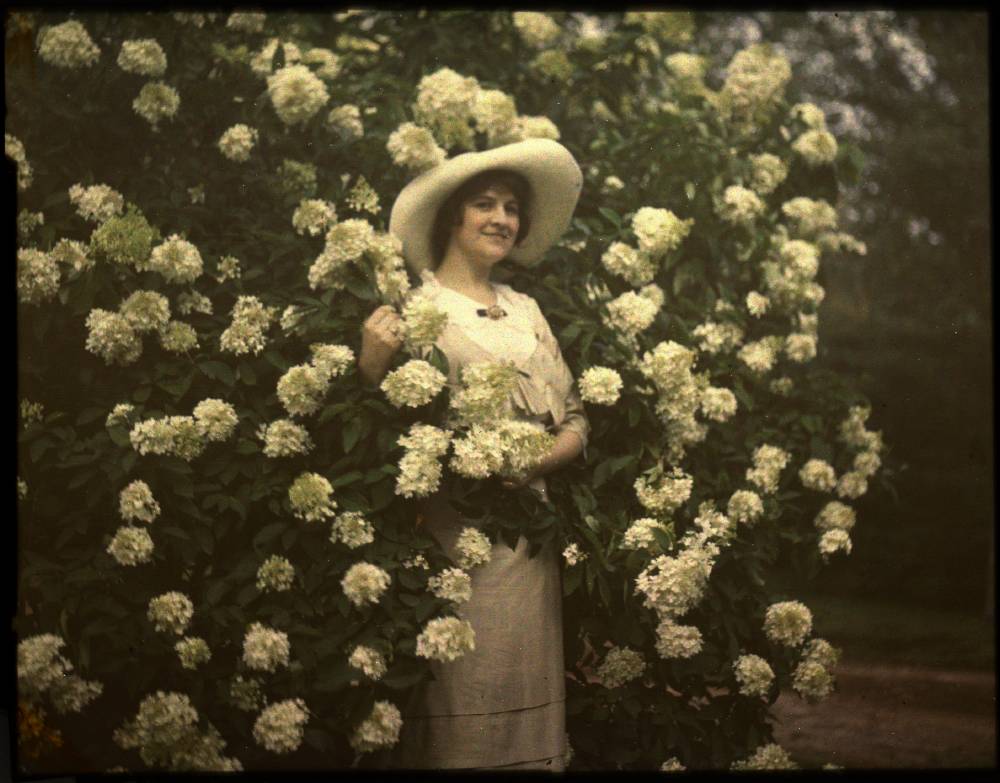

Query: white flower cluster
[[148, 235, 203, 284], [596, 646, 646, 689], [310, 343, 355, 380], [717, 185, 765, 226], [692, 320, 744, 355], [799, 458, 837, 492], [253, 699, 309, 754], [113, 691, 242, 771], [715, 44, 792, 129], [175, 637, 211, 670], [119, 290, 170, 332], [302, 47, 341, 80], [132, 82, 180, 130], [348, 645, 388, 680], [428, 567, 472, 604], [216, 254, 242, 281], [256, 555, 296, 592], [346, 175, 380, 215], [18, 249, 61, 306], [177, 290, 213, 315], [307, 218, 376, 290], [450, 420, 555, 481], [746, 291, 771, 318], [455, 527, 492, 570], [229, 675, 264, 712], [293, 198, 337, 237], [512, 11, 561, 48], [267, 64, 329, 126], [654, 618, 704, 659], [737, 336, 783, 375], [243, 622, 291, 672], [634, 542, 714, 621], [562, 543, 587, 566], [749, 153, 788, 195], [838, 405, 884, 453], [220, 296, 278, 355], [381, 359, 447, 408], [84, 308, 143, 364], [276, 364, 330, 417], [288, 472, 337, 522], [603, 290, 659, 341], [401, 289, 449, 352], [700, 386, 738, 423], [621, 517, 669, 551], [331, 511, 375, 549], [218, 124, 259, 162], [579, 366, 623, 405], [413, 67, 481, 150], [341, 562, 391, 608], [328, 104, 364, 140], [731, 742, 797, 770], [193, 399, 239, 441], [733, 654, 775, 697], [727, 489, 765, 525], [17, 634, 103, 714], [17, 208, 44, 243], [350, 701, 402, 753], [227, 11, 266, 33], [386, 122, 447, 173], [473, 89, 518, 147], [781, 197, 838, 239], [107, 525, 155, 566], [106, 402, 136, 428], [250, 37, 303, 77], [396, 424, 452, 499], [792, 658, 835, 702], [117, 39, 167, 77], [814, 500, 856, 559], [68, 183, 124, 223], [37, 20, 101, 69], [792, 129, 839, 167], [147, 591, 194, 635], [6, 133, 33, 190], [258, 419, 313, 458], [763, 600, 813, 647], [416, 616, 476, 662], [130, 401, 236, 461], [119, 479, 161, 523], [50, 238, 92, 273], [665, 52, 707, 92], [449, 361, 520, 425], [746, 444, 791, 494], [634, 467, 693, 515], [602, 208, 692, 287]]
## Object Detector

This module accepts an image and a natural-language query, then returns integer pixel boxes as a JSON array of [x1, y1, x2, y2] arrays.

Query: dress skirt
[[394, 488, 567, 771]]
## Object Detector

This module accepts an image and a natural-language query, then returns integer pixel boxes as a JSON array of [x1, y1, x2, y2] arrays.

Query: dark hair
[[429, 169, 533, 268]]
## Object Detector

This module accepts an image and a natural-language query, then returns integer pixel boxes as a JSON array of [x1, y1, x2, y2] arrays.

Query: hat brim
[[388, 139, 583, 274]]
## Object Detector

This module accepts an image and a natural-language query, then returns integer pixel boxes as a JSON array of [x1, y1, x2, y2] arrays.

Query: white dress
[[394, 270, 590, 771]]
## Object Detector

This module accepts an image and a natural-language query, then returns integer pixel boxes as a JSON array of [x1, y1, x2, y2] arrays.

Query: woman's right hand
[[358, 305, 404, 385]]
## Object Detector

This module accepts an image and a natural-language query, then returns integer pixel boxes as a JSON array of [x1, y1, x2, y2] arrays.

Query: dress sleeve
[[527, 296, 590, 455]]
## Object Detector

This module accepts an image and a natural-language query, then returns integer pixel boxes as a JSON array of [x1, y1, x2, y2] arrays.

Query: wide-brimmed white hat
[[388, 138, 583, 273]]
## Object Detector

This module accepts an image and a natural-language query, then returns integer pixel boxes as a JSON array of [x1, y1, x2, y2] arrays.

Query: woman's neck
[[433, 254, 496, 304]]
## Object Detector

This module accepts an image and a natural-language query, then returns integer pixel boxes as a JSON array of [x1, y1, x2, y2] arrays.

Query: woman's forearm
[[357, 346, 393, 387], [533, 428, 585, 479]]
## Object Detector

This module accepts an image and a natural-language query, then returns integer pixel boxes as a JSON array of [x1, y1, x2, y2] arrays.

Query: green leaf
[[199, 360, 235, 387], [599, 207, 622, 228], [330, 471, 364, 488], [237, 362, 257, 385], [342, 418, 363, 453], [253, 522, 286, 549]]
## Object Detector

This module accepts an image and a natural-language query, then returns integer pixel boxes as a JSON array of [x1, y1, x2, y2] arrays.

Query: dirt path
[[771, 659, 996, 768]]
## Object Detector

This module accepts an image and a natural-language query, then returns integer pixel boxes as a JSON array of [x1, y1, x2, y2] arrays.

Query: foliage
[[11, 10, 886, 771]]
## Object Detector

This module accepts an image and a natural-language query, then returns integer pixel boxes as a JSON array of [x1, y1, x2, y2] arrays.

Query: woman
[[358, 139, 589, 771]]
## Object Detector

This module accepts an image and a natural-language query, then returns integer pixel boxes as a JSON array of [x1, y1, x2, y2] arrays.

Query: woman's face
[[447, 184, 521, 267]]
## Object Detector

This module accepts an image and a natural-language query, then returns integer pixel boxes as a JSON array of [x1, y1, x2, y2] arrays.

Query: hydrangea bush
[[12, 10, 886, 772]]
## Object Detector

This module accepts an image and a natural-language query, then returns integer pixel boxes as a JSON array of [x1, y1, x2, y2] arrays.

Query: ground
[[772, 656, 996, 769]]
